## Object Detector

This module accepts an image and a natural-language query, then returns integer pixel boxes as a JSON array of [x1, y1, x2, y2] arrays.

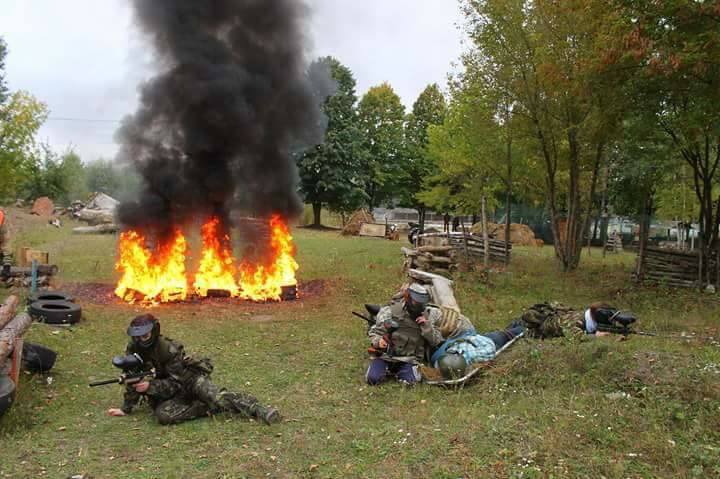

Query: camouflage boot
[[250, 404, 281, 425], [220, 392, 281, 424]]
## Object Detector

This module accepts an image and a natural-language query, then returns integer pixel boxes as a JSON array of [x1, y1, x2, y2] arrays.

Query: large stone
[[31, 197, 54, 217]]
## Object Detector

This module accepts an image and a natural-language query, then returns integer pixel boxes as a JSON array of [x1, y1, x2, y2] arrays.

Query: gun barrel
[[89, 378, 120, 387], [352, 311, 373, 325]]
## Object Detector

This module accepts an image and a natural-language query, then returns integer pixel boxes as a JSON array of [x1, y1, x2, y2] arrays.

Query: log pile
[[402, 245, 458, 275], [1, 265, 58, 288], [420, 232, 512, 264], [638, 247, 718, 288], [0, 296, 32, 375], [402, 232, 512, 275]]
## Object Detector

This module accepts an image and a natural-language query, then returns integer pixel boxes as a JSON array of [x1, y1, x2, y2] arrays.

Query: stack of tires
[[27, 291, 81, 325]]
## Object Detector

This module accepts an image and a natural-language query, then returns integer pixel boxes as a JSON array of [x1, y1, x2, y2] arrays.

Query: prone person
[[104, 314, 280, 425]]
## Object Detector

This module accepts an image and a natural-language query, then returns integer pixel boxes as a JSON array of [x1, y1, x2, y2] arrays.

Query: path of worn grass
[[0, 220, 718, 478]]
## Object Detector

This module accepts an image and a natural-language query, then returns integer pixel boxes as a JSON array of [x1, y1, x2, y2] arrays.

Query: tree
[[618, 0, 720, 284], [403, 84, 447, 229], [0, 91, 49, 198], [461, 0, 631, 271], [0, 37, 9, 105], [357, 83, 406, 210], [296, 57, 366, 227]]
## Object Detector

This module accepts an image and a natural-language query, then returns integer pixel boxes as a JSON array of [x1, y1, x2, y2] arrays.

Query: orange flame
[[238, 214, 298, 301], [115, 215, 298, 304], [114, 229, 189, 304], [193, 217, 240, 297]]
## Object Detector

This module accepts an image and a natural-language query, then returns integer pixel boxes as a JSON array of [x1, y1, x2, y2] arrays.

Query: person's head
[[437, 351, 467, 380], [127, 314, 160, 349], [403, 283, 430, 319]]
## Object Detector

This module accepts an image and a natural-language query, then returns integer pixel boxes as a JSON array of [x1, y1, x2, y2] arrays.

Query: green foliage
[[296, 57, 366, 224], [401, 84, 447, 208], [357, 82, 407, 210], [84, 158, 142, 200], [0, 37, 8, 105], [23, 148, 88, 204], [0, 90, 49, 198], [617, 0, 720, 245]]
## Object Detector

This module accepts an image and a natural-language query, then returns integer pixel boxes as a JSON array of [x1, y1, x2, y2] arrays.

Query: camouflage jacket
[[121, 336, 207, 413], [429, 306, 476, 340], [521, 302, 591, 342], [369, 302, 445, 364]]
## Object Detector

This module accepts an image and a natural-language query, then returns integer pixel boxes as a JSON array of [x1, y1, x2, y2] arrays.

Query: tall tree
[[618, 0, 720, 283], [296, 57, 366, 226], [0, 91, 49, 198], [357, 83, 406, 210], [404, 84, 447, 228], [0, 37, 9, 105], [461, 0, 630, 271]]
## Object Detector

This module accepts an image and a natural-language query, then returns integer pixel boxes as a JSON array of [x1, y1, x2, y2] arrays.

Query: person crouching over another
[[366, 284, 444, 386]]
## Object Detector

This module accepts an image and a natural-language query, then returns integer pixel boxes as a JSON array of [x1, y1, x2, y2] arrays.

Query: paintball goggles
[[89, 353, 156, 387]]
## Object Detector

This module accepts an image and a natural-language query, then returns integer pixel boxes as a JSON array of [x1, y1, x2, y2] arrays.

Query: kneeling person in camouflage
[[107, 314, 280, 425]]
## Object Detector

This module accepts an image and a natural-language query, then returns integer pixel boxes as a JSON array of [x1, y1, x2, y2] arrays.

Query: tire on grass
[[22, 342, 58, 373], [0, 375, 16, 417], [27, 291, 75, 305], [29, 300, 82, 325]]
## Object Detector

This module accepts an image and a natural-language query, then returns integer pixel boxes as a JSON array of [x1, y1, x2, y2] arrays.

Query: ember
[[115, 216, 298, 305]]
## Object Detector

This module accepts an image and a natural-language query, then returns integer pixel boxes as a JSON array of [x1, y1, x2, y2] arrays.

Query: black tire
[[29, 300, 82, 324], [22, 342, 57, 373], [27, 291, 75, 305], [0, 375, 16, 417]]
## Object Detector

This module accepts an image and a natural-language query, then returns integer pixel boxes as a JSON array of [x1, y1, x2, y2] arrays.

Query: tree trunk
[[0, 313, 33, 370], [0, 296, 20, 330], [635, 190, 653, 282], [312, 203, 322, 227], [481, 195, 489, 269], [418, 206, 426, 235], [505, 113, 513, 265]]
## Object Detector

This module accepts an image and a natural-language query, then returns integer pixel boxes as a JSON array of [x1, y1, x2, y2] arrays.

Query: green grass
[[1, 218, 719, 478]]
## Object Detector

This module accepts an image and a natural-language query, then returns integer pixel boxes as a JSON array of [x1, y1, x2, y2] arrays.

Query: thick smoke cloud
[[115, 0, 325, 234]]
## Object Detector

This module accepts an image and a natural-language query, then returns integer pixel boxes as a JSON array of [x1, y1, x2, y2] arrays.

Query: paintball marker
[[597, 324, 656, 337], [367, 319, 400, 357], [89, 353, 155, 387]]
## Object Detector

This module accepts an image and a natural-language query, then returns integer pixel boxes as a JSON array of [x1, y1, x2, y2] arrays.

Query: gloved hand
[[0, 264, 10, 279]]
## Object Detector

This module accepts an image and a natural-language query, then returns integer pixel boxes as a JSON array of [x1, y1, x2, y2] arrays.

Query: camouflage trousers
[[154, 375, 261, 425]]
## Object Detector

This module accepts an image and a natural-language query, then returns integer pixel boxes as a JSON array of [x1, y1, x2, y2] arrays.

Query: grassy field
[[0, 212, 719, 478]]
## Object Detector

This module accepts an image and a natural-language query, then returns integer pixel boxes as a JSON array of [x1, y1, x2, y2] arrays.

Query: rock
[[31, 197, 55, 216], [705, 284, 716, 294]]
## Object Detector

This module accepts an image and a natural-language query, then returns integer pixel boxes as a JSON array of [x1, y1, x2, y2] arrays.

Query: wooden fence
[[637, 247, 719, 288]]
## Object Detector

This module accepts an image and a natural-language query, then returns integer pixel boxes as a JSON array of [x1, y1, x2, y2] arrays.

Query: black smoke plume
[[115, 0, 325, 236]]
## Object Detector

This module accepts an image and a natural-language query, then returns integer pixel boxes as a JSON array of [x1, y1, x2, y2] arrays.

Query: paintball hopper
[[112, 353, 144, 371], [596, 308, 637, 328]]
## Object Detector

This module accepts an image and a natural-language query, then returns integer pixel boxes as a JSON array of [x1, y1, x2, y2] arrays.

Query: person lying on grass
[[106, 314, 280, 425], [519, 302, 637, 340], [431, 321, 526, 380]]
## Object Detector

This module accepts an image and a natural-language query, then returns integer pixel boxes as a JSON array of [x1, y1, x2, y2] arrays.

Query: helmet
[[404, 283, 430, 319], [127, 314, 160, 349], [437, 351, 467, 380]]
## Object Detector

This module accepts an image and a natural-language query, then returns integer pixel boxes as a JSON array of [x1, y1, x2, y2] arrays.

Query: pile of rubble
[[70, 193, 119, 234]]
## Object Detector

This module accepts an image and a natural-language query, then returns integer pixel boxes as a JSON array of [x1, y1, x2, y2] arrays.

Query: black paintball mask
[[404, 284, 431, 319], [127, 314, 160, 350]]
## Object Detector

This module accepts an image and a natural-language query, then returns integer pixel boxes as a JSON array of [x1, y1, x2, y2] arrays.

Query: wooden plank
[[0, 313, 33, 371], [359, 223, 386, 238]]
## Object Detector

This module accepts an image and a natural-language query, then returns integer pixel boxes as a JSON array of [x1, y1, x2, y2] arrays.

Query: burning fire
[[238, 215, 299, 301], [114, 229, 189, 304], [114, 215, 298, 304], [193, 217, 239, 298]]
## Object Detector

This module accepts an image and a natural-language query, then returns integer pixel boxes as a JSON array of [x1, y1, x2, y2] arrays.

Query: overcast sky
[[1, 1, 466, 162]]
